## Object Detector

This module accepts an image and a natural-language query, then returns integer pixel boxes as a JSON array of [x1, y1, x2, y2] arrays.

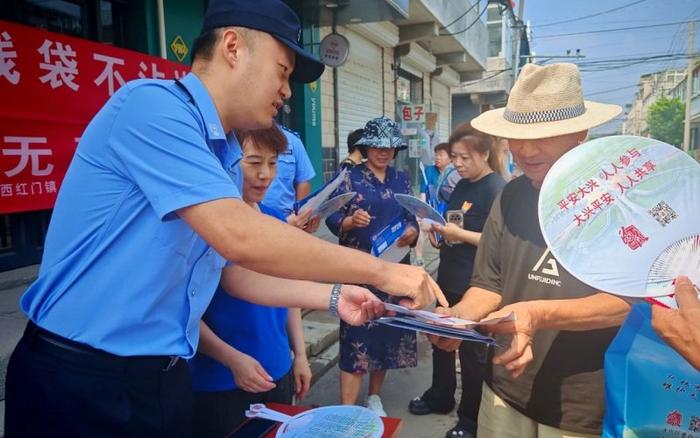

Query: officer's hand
[[375, 262, 447, 309], [337, 285, 384, 326]]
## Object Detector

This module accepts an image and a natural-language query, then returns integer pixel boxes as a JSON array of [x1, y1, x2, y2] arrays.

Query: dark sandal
[[445, 421, 477, 438]]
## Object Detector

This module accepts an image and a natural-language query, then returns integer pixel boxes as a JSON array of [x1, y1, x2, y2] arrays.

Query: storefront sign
[[400, 104, 426, 123], [319, 33, 349, 67], [0, 20, 188, 214]]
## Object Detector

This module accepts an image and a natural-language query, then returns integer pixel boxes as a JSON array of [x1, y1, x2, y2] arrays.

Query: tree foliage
[[647, 96, 685, 146]]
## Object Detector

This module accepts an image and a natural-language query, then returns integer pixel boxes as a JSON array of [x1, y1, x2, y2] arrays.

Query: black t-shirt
[[437, 173, 506, 299], [470, 175, 619, 435]]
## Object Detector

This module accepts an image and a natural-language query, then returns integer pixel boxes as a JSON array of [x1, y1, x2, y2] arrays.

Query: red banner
[[0, 20, 189, 214]]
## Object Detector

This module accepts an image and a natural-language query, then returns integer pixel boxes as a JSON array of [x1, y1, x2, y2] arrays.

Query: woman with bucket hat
[[429, 63, 631, 437], [326, 116, 420, 416]]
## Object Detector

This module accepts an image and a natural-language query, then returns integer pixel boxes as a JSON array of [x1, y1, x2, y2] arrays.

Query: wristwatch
[[329, 283, 342, 317]]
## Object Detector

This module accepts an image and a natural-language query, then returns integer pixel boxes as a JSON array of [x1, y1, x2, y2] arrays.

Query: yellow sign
[[308, 81, 318, 93], [170, 35, 189, 62]]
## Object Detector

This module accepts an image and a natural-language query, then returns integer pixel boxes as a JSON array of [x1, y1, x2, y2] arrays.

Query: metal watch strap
[[329, 283, 342, 317]]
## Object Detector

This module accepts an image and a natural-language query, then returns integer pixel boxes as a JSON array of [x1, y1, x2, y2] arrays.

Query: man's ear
[[219, 28, 243, 67], [575, 130, 589, 144]]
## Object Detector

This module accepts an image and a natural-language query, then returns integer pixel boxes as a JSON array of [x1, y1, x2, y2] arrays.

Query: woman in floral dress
[[326, 116, 419, 416]]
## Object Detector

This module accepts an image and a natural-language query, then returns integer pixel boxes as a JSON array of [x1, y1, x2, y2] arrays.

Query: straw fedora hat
[[471, 63, 621, 140]]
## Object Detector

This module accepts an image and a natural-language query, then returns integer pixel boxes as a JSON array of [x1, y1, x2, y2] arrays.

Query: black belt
[[24, 321, 180, 372]]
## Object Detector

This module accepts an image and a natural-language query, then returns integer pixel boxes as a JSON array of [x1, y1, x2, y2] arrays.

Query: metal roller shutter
[[337, 30, 383, 150], [432, 80, 451, 143]]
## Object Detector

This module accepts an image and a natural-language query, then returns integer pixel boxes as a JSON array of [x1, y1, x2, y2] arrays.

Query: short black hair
[[190, 27, 256, 64], [434, 142, 449, 154], [191, 28, 220, 63], [347, 129, 364, 154]]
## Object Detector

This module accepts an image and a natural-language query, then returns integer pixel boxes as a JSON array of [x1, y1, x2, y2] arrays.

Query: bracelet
[[329, 283, 342, 317]]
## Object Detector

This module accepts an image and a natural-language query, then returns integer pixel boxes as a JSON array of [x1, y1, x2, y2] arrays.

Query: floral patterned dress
[[326, 164, 418, 374]]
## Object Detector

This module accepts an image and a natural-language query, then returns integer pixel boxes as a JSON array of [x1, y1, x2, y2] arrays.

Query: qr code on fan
[[648, 201, 677, 227]]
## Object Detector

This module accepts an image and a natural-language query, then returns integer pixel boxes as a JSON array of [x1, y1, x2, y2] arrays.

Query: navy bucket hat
[[356, 117, 407, 150], [201, 0, 325, 83]]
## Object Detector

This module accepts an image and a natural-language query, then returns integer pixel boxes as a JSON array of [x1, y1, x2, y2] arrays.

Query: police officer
[[4, 1, 445, 436]]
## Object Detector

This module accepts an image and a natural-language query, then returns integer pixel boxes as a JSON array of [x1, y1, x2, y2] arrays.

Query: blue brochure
[[370, 215, 409, 263]]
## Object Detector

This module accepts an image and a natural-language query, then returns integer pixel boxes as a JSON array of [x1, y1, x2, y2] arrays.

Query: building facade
[[622, 68, 686, 137], [0, 0, 488, 270], [451, 0, 525, 127], [668, 62, 700, 157]]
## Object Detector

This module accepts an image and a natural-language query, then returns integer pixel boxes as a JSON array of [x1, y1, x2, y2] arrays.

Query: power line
[[536, 20, 688, 39], [577, 54, 692, 72], [439, 0, 481, 30], [576, 53, 688, 65], [532, 0, 648, 28], [659, 8, 700, 73], [586, 84, 639, 96], [439, 0, 489, 37], [460, 69, 509, 85], [576, 35, 677, 51], [575, 50, 691, 63]]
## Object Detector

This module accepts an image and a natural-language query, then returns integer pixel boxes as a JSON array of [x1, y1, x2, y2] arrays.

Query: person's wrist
[[293, 351, 308, 361], [528, 300, 547, 331], [451, 301, 468, 319], [342, 217, 353, 232], [366, 258, 389, 288], [226, 348, 243, 368], [328, 283, 342, 317]]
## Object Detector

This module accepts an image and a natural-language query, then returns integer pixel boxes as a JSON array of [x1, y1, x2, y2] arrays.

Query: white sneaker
[[366, 394, 387, 417]]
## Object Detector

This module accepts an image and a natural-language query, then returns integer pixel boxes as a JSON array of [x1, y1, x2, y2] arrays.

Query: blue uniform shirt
[[20, 73, 242, 358], [262, 127, 315, 214], [189, 204, 292, 392]]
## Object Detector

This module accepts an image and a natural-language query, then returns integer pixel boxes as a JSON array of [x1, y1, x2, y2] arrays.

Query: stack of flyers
[[377, 303, 515, 345]]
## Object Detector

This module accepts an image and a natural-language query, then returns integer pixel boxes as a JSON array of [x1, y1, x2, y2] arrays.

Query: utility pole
[[511, 0, 526, 87], [683, 20, 695, 152]]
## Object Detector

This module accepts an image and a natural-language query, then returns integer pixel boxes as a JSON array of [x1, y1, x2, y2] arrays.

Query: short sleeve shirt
[[188, 204, 292, 392], [437, 173, 505, 297], [262, 127, 315, 214], [470, 176, 619, 435], [20, 73, 242, 358]]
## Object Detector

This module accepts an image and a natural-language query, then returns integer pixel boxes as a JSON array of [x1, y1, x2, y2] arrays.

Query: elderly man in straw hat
[[429, 63, 631, 438]]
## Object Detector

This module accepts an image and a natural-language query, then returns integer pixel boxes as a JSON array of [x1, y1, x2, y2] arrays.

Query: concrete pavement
[[304, 332, 461, 438]]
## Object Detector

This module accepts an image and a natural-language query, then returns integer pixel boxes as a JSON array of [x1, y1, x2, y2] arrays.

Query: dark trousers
[[5, 322, 192, 438], [421, 292, 488, 424], [192, 369, 295, 438]]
